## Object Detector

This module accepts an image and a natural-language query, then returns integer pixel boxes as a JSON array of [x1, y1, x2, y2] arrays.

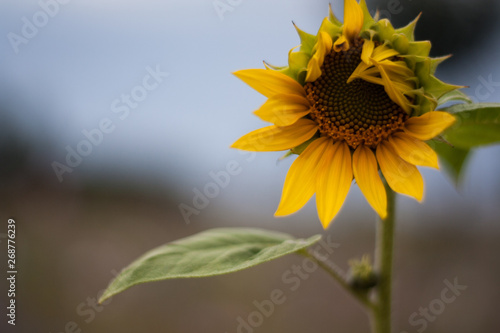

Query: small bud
[[348, 255, 377, 290]]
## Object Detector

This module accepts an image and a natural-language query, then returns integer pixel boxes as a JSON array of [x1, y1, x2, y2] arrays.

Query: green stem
[[309, 181, 397, 332], [305, 250, 375, 311], [372, 181, 396, 333]]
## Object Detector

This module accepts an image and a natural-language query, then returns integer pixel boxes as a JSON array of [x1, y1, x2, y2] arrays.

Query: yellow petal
[[376, 141, 424, 201], [343, 0, 364, 41], [378, 60, 414, 78], [231, 119, 318, 151], [253, 94, 311, 126], [306, 32, 333, 82], [347, 60, 371, 83], [353, 145, 387, 219], [371, 45, 399, 62], [361, 39, 375, 65], [373, 59, 412, 113], [389, 132, 439, 169], [333, 34, 349, 52], [349, 69, 415, 93], [316, 141, 353, 229], [305, 56, 322, 83], [348, 47, 411, 86], [404, 111, 456, 141], [233, 69, 306, 98], [319, 31, 333, 54], [275, 137, 330, 216]]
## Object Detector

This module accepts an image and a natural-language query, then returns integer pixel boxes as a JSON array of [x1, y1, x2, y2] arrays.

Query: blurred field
[[0, 173, 499, 333]]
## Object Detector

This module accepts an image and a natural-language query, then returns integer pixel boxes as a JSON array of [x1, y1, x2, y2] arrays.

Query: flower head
[[232, 0, 461, 229]]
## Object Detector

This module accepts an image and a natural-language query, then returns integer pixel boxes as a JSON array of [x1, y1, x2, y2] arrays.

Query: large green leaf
[[433, 140, 471, 184], [99, 228, 321, 303], [442, 103, 500, 148]]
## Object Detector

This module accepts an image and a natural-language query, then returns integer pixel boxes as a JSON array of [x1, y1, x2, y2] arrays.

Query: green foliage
[[433, 141, 470, 184], [99, 228, 321, 303], [437, 90, 473, 106], [443, 103, 500, 148], [434, 103, 500, 183]]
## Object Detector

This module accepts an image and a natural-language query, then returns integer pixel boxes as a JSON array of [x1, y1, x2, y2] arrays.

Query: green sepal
[[280, 48, 310, 83], [415, 60, 461, 100], [407, 40, 431, 58], [328, 3, 342, 26], [392, 34, 409, 54], [290, 135, 319, 155], [437, 89, 473, 106], [360, 29, 376, 41], [429, 55, 451, 75], [413, 92, 438, 115], [263, 60, 286, 71], [401, 54, 430, 73], [294, 23, 317, 54], [319, 17, 342, 39], [394, 13, 421, 42], [359, 0, 376, 31], [279, 150, 294, 160], [372, 19, 396, 45], [98, 228, 322, 303], [296, 70, 307, 87]]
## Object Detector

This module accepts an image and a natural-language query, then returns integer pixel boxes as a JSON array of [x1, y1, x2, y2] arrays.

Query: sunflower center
[[305, 38, 408, 149]]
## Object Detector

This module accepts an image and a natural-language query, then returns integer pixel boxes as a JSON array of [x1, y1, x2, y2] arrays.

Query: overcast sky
[[1, 0, 499, 228]]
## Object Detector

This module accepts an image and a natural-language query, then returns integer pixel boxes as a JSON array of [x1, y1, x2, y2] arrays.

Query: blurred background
[[1, 0, 499, 332]]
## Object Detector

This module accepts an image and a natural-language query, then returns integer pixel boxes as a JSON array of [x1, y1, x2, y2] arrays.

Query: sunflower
[[232, 0, 462, 229]]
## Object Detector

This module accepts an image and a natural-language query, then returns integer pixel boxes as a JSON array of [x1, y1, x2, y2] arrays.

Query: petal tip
[[378, 210, 388, 220], [274, 206, 292, 217], [320, 218, 332, 229]]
